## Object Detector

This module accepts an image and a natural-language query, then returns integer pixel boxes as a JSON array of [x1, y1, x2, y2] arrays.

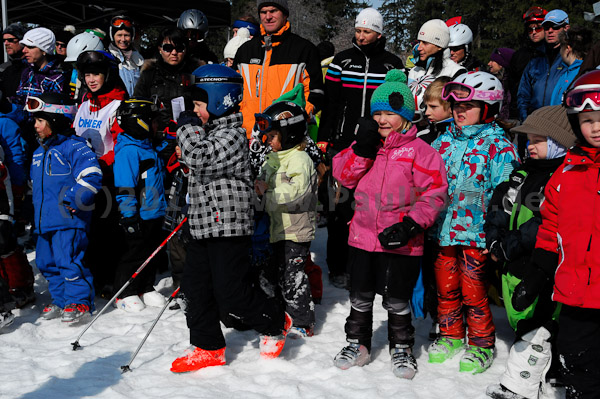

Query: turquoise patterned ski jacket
[[431, 122, 519, 248]]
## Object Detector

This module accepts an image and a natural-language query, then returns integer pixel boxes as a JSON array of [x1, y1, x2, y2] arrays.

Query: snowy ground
[[1, 227, 565, 399]]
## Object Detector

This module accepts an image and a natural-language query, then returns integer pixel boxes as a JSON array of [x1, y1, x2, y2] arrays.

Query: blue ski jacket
[[114, 133, 166, 220], [31, 132, 102, 233]]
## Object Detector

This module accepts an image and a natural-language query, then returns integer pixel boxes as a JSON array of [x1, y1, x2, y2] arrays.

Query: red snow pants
[[434, 245, 495, 348]]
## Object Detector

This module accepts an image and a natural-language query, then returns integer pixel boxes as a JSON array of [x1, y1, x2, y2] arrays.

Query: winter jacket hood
[[333, 125, 448, 256]]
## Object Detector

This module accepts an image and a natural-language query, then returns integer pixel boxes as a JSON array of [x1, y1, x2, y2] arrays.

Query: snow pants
[[326, 188, 353, 278], [36, 229, 94, 309], [434, 246, 495, 348], [272, 240, 314, 328], [114, 217, 164, 298], [182, 236, 285, 350], [345, 246, 421, 351], [558, 306, 600, 399]]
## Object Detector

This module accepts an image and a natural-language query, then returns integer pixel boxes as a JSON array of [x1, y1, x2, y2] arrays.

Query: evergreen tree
[[379, 0, 414, 54]]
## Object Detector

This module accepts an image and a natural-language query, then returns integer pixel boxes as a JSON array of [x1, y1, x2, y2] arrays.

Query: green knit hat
[[370, 69, 415, 121]]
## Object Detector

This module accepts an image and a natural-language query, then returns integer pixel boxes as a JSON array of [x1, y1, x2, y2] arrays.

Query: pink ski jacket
[[332, 125, 448, 256]]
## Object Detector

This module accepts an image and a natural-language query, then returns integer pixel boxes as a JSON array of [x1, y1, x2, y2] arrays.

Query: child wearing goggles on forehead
[[331, 70, 447, 379], [428, 71, 519, 374], [511, 70, 600, 398]]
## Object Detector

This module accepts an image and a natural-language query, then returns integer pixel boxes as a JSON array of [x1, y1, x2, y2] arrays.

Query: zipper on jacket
[[48, 152, 52, 175], [259, 36, 272, 113], [39, 148, 48, 235], [361, 56, 370, 117], [588, 268, 592, 285]]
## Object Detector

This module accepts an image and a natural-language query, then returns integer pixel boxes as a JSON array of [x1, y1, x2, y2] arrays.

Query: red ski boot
[[259, 312, 292, 359], [170, 347, 226, 373]]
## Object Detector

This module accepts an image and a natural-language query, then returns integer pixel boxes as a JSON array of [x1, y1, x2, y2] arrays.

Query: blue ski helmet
[[190, 64, 243, 118]]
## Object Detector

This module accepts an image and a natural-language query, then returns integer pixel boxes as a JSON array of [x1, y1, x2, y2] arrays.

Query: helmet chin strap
[[480, 103, 495, 124]]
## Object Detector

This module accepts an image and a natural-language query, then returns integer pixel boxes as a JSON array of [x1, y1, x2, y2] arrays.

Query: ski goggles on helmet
[[563, 85, 600, 114], [254, 112, 305, 134], [24, 97, 77, 118], [111, 18, 133, 29], [441, 82, 503, 103]]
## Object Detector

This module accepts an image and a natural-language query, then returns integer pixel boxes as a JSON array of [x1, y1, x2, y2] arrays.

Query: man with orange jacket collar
[[233, 0, 324, 138]]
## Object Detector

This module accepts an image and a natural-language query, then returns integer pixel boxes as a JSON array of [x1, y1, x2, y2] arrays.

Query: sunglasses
[[527, 25, 543, 33], [3, 37, 19, 43], [449, 46, 465, 52], [112, 18, 133, 28], [56, 42, 67, 48], [544, 24, 566, 31], [161, 43, 186, 53]]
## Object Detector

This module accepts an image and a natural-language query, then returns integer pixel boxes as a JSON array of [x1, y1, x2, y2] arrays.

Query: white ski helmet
[[448, 24, 473, 47], [177, 9, 209, 39], [65, 32, 105, 62], [443, 71, 504, 121]]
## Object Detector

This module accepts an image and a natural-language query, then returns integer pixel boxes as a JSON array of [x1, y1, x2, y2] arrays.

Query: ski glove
[[352, 117, 381, 159], [120, 215, 142, 237], [512, 248, 558, 312], [177, 110, 202, 127], [378, 217, 423, 249]]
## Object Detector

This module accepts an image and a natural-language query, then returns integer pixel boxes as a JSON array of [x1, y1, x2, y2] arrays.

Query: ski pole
[[121, 287, 180, 372], [72, 217, 188, 350]]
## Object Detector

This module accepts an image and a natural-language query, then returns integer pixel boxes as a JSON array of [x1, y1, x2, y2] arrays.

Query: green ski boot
[[459, 345, 494, 374], [428, 337, 464, 363]]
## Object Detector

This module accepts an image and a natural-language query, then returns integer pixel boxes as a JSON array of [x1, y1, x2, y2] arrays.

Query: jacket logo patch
[[528, 355, 538, 365], [390, 147, 415, 160], [249, 58, 261, 64], [520, 371, 531, 379], [340, 59, 352, 68]]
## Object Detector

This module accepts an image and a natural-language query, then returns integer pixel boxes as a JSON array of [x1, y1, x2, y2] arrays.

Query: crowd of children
[[1, 4, 600, 399]]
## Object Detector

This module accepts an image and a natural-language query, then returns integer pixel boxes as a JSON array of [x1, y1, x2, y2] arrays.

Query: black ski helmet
[[116, 98, 158, 139], [254, 101, 307, 150]]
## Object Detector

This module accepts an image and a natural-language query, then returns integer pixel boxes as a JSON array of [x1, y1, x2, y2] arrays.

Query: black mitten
[[352, 118, 381, 159], [512, 248, 558, 311], [378, 217, 423, 249], [177, 110, 201, 127]]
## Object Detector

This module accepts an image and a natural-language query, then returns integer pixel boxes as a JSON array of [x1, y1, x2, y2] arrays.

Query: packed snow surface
[[1, 228, 564, 398]]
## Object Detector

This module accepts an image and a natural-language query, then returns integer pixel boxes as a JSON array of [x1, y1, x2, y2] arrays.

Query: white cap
[[223, 27, 251, 59], [418, 19, 450, 48], [355, 8, 384, 34], [20, 27, 56, 55]]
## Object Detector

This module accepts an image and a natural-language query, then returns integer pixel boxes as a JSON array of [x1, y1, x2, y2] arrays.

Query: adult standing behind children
[[0, 23, 27, 98], [318, 7, 402, 287], [170, 64, 290, 373], [107, 15, 143, 97], [234, 0, 324, 139]]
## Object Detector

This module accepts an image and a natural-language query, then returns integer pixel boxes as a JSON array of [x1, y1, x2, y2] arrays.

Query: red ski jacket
[[536, 145, 600, 309]]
